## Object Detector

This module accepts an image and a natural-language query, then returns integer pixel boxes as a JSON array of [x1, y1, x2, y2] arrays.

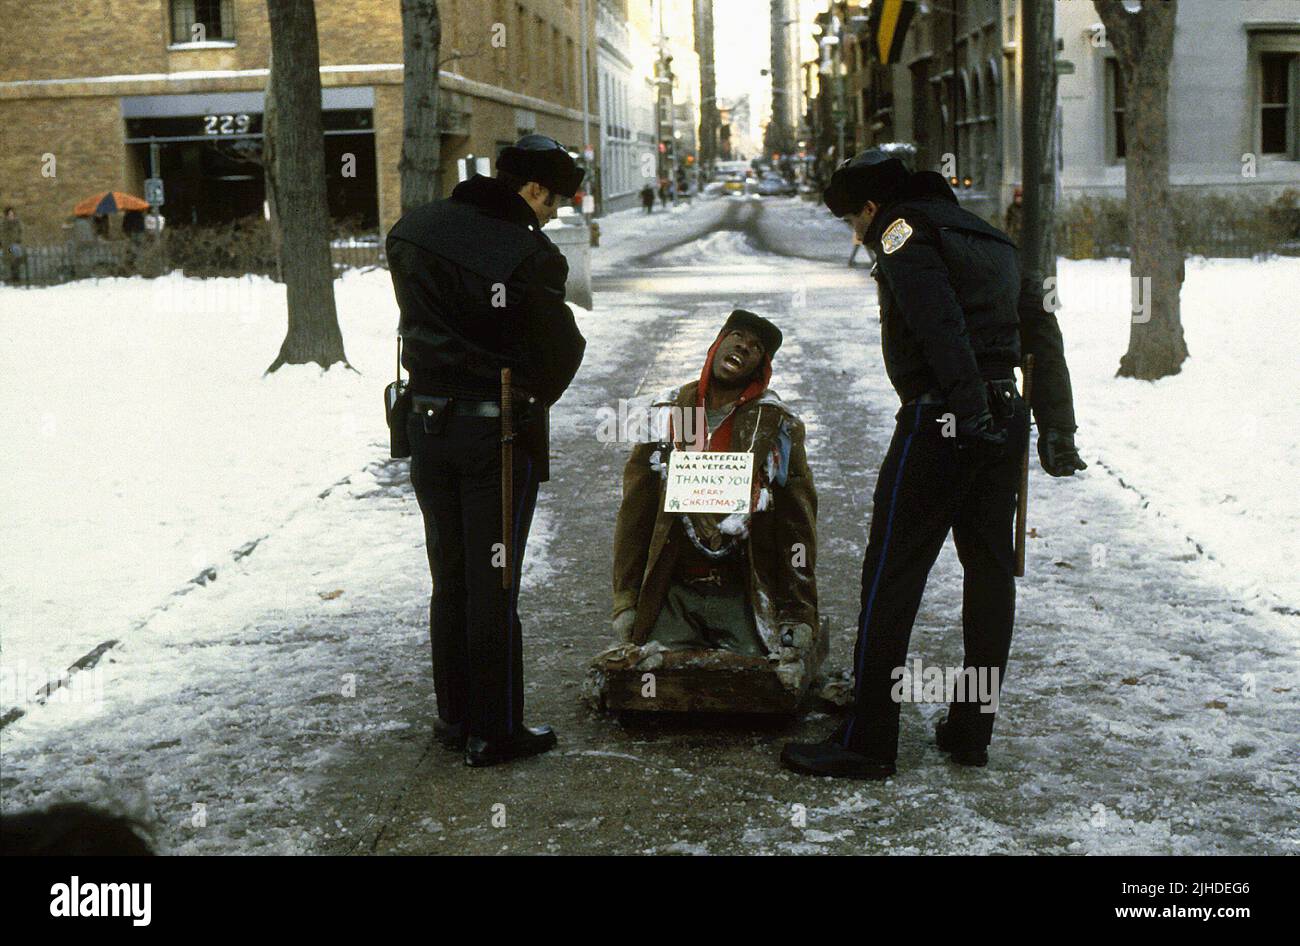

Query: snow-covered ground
[[0, 271, 615, 710], [1, 199, 1296, 853], [1055, 258, 1300, 609], [1, 272, 395, 696], [2, 229, 1296, 705]]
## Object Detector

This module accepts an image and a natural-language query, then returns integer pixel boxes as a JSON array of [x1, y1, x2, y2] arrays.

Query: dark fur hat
[[823, 149, 910, 217], [497, 134, 585, 198]]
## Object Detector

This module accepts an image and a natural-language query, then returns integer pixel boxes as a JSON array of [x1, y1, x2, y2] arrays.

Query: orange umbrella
[[73, 191, 151, 217]]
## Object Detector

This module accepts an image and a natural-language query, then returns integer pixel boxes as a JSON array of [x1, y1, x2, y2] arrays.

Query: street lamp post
[[580, 0, 594, 218]]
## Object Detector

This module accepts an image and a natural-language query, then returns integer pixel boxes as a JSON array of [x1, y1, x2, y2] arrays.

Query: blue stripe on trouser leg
[[505, 456, 534, 737], [843, 401, 922, 748]]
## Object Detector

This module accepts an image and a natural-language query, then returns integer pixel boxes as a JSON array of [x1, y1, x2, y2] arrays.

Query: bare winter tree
[[1020, 0, 1057, 291], [264, 0, 350, 373], [261, 52, 283, 280], [1093, 0, 1187, 380], [695, 0, 719, 173], [399, 0, 442, 215]]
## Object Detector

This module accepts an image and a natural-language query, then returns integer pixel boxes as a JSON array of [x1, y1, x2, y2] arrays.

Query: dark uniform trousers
[[841, 386, 1031, 761], [407, 411, 539, 741]]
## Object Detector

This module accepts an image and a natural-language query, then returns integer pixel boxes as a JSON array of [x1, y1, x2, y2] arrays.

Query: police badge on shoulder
[[881, 218, 913, 255]]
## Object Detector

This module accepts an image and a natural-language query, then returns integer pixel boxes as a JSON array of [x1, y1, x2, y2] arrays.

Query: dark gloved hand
[[956, 410, 1008, 458], [1038, 428, 1087, 476]]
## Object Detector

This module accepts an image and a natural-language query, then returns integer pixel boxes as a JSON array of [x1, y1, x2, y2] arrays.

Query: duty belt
[[907, 378, 1017, 408], [412, 392, 539, 419]]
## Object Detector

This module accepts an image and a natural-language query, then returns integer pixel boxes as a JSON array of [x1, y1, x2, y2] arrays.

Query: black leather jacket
[[386, 174, 586, 408], [866, 171, 1076, 430]]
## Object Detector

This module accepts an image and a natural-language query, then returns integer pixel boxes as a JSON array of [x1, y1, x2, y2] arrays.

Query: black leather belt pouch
[[413, 395, 452, 436]]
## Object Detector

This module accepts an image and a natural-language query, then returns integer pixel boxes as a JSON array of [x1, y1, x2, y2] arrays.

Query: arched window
[[957, 69, 970, 181], [985, 59, 1001, 191], [971, 69, 984, 188]]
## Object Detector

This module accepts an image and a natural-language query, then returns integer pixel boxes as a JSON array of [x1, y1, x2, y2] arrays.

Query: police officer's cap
[[497, 134, 585, 199], [823, 148, 910, 217]]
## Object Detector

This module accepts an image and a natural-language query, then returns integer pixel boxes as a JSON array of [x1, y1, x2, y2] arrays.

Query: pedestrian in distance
[[2, 206, 24, 285]]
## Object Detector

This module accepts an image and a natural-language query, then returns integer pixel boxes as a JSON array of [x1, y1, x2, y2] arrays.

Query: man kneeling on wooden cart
[[589, 310, 825, 714]]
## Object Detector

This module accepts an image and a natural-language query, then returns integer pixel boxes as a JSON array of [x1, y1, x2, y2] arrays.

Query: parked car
[[756, 174, 797, 197]]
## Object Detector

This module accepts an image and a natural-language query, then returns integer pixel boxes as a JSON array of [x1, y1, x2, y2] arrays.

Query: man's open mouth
[[724, 352, 744, 369]]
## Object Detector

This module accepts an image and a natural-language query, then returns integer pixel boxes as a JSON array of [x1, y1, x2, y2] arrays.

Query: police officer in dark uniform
[[387, 135, 587, 767], [782, 150, 1086, 780]]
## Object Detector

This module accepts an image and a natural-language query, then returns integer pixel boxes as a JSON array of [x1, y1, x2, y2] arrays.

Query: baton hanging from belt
[[1015, 354, 1035, 578], [501, 368, 514, 591]]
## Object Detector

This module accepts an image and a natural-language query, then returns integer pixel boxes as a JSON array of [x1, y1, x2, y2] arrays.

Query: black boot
[[433, 718, 465, 750], [780, 739, 896, 781], [465, 725, 558, 768], [934, 717, 988, 767]]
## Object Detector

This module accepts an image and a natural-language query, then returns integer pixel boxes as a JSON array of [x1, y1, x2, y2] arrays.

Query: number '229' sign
[[203, 114, 252, 135]]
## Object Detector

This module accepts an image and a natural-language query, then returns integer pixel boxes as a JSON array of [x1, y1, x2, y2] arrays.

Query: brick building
[[0, 0, 600, 243]]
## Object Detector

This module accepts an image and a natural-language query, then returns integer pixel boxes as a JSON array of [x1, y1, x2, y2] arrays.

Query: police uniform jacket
[[865, 171, 1076, 431]]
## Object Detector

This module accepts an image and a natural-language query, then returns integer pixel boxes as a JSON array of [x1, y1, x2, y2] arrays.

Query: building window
[[984, 63, 1000, 189], [567, 37, 576, 104], [170, 0, 234, 44], [1259, 52, 1298, 157], [552, 27, 562, 95], [1105, 58, 1126, 163], [516, 5, 528, 83]]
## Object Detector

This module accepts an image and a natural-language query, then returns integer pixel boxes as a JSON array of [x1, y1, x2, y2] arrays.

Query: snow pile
[[1055, 257, 1300, 608], [0, 274, 609, 699]]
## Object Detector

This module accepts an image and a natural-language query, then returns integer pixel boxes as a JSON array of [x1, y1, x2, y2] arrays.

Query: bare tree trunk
[[262, 49, 283, 282], [1094, 0, 1187, 380], [400, 0, 442, 215], [695, 0, 719, 173], [1020, 0, 1057, 290], [264, 0, 348, 373]]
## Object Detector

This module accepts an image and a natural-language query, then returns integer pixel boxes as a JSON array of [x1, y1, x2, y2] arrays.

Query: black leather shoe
[[464, 725, 557, 767], [433, 718, 465, 750], [780, 740, 896, 780], [935, 717, 988, 767]]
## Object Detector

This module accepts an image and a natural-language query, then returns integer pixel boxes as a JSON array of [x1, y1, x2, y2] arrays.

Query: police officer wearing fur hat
[[386, 134, 587, 767], [782, 149, 1085, 780]]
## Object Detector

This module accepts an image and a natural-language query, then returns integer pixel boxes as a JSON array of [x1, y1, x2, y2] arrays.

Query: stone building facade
[[596, 0, 659, 211], [805, 0, 1300, 221]]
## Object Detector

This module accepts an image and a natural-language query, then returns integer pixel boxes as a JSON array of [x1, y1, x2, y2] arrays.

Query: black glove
[[1038, 428, 1087, 477], [956, 410, 1008, 458]]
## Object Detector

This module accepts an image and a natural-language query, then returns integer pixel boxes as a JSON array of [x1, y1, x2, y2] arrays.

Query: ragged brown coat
[[611, 382, 818, 654]]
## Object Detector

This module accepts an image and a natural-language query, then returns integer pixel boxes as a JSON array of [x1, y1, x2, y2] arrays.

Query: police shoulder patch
[[880, 217, 914, 255]]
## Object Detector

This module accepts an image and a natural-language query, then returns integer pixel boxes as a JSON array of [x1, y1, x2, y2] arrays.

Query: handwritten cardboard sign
[[664, 451, 754, 514]]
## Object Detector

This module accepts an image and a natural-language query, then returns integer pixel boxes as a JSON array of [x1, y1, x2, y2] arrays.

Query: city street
[[2, 196, 1296, 854]]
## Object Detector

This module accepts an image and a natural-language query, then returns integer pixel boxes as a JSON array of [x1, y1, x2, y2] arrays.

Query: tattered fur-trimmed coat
[[611, 381, 819, 655]]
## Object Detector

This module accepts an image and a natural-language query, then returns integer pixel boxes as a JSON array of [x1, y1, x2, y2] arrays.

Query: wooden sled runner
[[585, 616, 831, 715]]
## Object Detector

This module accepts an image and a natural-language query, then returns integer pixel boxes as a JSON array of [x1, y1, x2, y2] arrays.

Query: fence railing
[[5, 238, 387, 287]]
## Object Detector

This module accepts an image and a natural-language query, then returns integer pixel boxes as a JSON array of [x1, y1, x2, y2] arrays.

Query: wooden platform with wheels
[[585, 616, 830, 715]]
